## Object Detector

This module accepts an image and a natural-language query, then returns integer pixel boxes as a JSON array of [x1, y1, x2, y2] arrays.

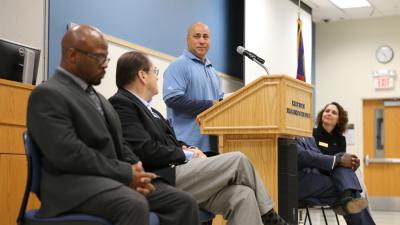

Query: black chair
[[299, 198, 340, 225], [199, 210, 215, 225], [17, 132, 160, 225]]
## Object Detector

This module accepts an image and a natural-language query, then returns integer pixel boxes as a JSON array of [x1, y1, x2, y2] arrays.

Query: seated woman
[[296, 137, 375, 225], [313, 102, 348, 157], [313, 102, 370, 205]]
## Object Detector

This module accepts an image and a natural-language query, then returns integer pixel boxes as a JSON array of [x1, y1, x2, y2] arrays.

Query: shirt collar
[[58, 67, 89, 90], [183, 49, 212, 67], [318, 125, 336, 136], [125, 88, 153, 111]]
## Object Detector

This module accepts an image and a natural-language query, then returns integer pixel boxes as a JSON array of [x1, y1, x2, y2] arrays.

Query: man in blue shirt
[[163, 22, 223, 155]]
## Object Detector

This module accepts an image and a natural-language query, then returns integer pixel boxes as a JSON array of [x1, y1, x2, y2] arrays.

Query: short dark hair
[[116, 51, 151, 89], [316, 102, 349, 134]]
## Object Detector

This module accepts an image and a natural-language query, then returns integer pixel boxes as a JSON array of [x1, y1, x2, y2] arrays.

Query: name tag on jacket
[[318, 141, 329, 148]]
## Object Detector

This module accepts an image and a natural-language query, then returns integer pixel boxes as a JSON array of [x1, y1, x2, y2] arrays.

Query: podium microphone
[[236, 46, 270, 75], [236, 46, 265, 64]]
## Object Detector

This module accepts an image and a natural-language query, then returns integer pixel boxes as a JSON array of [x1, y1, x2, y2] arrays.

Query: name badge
[[318, 141, 328, 148]]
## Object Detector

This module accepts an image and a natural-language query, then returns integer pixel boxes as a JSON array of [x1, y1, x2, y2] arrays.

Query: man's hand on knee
[[130, 162, 157, 196], [183, 146, 207, 159]]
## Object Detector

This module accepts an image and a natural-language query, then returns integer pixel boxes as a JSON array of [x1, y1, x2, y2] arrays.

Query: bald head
[[186, 22, 210, 60], [186, 22, 209, 39], [61, 24, 105, 57], [60, 24, 109, 85]]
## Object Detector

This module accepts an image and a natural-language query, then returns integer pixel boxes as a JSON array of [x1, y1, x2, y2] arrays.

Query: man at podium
[[109, 51, 290, 225], [163, 22, 223, 156]]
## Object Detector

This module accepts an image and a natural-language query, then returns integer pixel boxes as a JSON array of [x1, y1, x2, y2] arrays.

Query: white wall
[[315, 16, 400, 159], [0, 0, 46, 83], [245, 0, 313, 84]]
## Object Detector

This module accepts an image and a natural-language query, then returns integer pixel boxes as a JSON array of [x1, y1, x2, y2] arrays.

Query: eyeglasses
[[148, 67, 159, 76], [74, 48, 110, 65]]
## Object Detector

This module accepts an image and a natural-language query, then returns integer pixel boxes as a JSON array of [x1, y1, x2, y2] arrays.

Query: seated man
[[27, 24, 200, 225], [297, 137, 376, 225], [109, 51, 289, 225]]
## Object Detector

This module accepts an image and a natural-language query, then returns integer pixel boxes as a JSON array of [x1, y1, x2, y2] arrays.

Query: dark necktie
[[86, 86, 104, 117]]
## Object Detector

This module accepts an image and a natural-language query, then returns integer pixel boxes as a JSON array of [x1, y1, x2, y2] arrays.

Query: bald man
[[163, 22, 223, 156], [27, 24, 200, 225]]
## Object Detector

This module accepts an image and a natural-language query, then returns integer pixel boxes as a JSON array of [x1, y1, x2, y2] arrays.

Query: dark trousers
[[74, 180, 200, 225], [298, 167, 376, 225]]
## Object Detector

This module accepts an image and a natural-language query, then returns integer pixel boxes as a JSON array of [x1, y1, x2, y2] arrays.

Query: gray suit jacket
[[27, 69, 139, 217]]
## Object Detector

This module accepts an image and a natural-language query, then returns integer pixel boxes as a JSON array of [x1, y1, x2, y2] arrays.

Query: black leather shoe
[[262, 209, 289, 225], [334, 197, 368, 215]]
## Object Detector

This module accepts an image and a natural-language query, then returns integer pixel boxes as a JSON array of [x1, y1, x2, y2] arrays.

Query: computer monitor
[[0, 39, 41, 85]]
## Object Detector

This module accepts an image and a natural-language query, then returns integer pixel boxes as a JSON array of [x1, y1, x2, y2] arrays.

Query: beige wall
[[315, 16, 400, 160], [0, 0, 46, 83]]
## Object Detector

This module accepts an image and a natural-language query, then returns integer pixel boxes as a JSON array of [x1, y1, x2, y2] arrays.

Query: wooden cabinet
[[0, 79, 40, 225]]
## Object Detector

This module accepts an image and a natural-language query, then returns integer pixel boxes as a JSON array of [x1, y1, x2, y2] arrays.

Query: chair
[[299, 198, 340, 225], [199, 209, 215, 225], [17, 132, 160, 225]]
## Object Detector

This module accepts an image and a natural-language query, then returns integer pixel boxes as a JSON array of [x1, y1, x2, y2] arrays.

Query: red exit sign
[[374, 75, 393, 89]]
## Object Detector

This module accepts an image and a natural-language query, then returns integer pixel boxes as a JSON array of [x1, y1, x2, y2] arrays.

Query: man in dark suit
[[109, 51, 290, 225], [297, 137, 376, 225], [27, 24, 200, 225]]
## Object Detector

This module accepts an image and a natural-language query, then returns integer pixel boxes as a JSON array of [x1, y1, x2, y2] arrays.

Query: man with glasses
[[27, 24, 200, 225], [163, 22, 223, 156], [73, 47, 111, 66], [110, 51, 290, 225]]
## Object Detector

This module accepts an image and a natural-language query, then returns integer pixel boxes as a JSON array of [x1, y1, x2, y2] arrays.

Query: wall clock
[[376, 45, 394, 64]]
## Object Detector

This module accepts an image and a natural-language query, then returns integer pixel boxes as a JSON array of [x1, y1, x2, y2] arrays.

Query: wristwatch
[[334, 153, 344, 167]]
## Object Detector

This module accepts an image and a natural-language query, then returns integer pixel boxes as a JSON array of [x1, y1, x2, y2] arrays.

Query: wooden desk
[[0, 78, 40, 225]]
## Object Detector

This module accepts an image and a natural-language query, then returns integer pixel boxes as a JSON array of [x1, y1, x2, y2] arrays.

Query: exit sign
[[372, 69, 397, 90], [375, 75, 393, 89]]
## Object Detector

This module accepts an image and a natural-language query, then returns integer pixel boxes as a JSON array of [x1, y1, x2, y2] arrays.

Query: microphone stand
[[254, 59, 270, 76]]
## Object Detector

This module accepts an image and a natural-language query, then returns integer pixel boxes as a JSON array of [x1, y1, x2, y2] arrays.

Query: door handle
[[364, 154, 400, 166]]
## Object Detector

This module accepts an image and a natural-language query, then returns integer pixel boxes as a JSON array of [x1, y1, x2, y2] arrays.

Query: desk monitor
[[0, 39, 40, 85]]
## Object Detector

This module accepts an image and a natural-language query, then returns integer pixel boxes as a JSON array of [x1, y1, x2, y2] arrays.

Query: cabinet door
[[0, 154, 40, 225]]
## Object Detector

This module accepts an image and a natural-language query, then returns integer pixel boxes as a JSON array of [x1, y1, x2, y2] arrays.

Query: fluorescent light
[[329, 0, 370, 9]]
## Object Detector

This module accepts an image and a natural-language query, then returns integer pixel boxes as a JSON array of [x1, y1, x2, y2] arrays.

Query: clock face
[[376, 45, 394, 64]]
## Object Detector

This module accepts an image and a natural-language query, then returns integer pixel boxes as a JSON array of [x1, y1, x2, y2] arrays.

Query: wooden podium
[[197, 75, 313, 224]]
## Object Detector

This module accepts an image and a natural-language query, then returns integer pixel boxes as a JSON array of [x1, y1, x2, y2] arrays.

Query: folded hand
[[130, 161, 157, 196]]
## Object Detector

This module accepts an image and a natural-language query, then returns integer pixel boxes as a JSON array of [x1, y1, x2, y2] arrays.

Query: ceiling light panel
[[329, 0, 371, 9]]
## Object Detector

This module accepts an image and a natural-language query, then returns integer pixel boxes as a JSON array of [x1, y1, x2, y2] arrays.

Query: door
[[363, 99, 400, 210]]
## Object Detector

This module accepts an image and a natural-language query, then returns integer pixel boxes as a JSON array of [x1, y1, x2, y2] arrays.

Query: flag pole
[[297, 0, 301, 18], [298, 0, 301, 18], [296, 0, 306, 82]]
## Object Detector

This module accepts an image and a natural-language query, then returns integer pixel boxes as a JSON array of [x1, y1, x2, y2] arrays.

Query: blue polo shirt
[[163, 50, 224, 152]]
